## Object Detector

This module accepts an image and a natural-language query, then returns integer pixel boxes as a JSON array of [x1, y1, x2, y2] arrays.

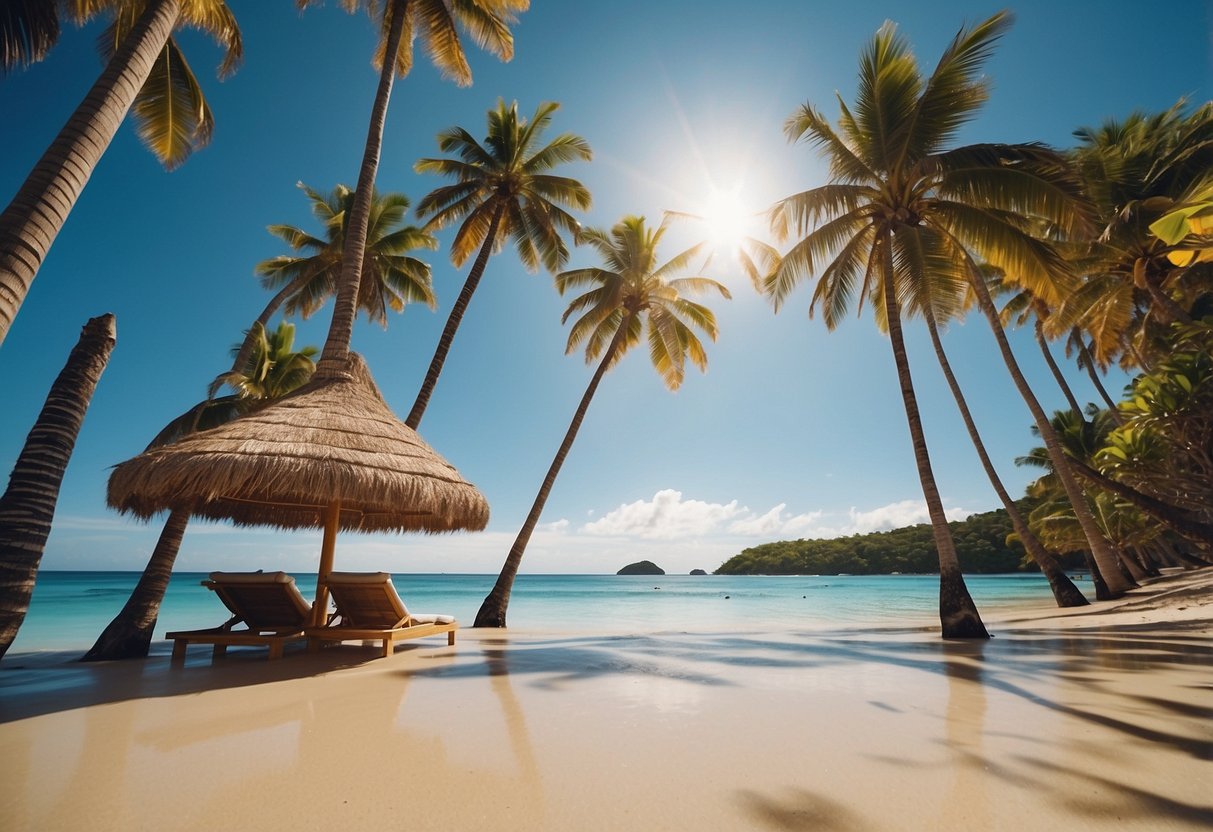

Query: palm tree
[[1067, 102, 1213, 369], [922, 303, 1087, 606], [222, 182, 436, 391], [405, 99, 592, 428], [83, 321, 317, 661], [768, 12, 1135, 610], [475, 215, 729, 627], [298, 0, 526, 377], [0, 314, 116, 659], [0, 0, 242, 345]]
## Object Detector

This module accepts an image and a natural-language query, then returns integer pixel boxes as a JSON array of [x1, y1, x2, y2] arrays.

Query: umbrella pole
[[312, 500, 341, 627]]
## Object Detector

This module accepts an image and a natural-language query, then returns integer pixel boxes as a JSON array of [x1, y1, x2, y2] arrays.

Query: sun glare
[[697, 186, 757, 256]]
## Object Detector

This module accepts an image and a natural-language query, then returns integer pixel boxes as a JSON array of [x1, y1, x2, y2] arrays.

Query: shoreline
[[2, 569, 1210, 830]]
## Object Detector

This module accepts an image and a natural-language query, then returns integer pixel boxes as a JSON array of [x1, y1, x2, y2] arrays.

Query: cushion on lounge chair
[[307, 572, 458, 658]]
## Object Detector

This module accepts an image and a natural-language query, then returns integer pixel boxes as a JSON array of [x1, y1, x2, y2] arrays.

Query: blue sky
[[2, 1, 1210, 575]]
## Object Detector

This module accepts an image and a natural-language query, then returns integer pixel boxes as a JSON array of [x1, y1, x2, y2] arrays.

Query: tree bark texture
[[81, 507, 190, 660], [0, 0, 181, 346], [475, 324, 630, 627], [0, 314, 116, 659]]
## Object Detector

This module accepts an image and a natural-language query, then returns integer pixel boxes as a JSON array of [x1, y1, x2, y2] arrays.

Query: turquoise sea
[[10, 571, 1073, 654]]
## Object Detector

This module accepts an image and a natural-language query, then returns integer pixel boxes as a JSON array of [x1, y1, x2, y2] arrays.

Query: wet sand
[[1, 569, 1210, 831]]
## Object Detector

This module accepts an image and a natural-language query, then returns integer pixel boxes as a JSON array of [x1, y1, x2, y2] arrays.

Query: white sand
[[1, 569, 1210, 831]]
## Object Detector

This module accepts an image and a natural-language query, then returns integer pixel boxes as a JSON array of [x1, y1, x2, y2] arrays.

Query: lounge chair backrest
[[206, 571, 312, 629], [325, 572, 410, 628]]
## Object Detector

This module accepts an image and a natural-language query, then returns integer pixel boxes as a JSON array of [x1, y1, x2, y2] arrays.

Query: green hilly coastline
[[716, 505, 1078, 575]]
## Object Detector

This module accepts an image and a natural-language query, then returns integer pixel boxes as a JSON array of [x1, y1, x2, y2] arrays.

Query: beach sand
[[1, 569, 1210, 831]]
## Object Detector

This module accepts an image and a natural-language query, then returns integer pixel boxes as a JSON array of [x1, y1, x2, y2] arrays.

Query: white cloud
[[578, 490, 972, 543], [536, 518, 570, 534], [726, 503, 823, 536], [582, 489, 743, 539]]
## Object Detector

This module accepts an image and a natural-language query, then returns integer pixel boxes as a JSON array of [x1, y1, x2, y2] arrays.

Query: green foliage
[[715, 505, 1064, 575]]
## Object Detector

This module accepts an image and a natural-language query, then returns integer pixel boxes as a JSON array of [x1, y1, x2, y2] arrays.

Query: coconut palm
[[769, 12, 1138, 626], [298, 0, 526, 376], [406, 99, 592, 429], [0, 315, 116, 659], [475, 215, 729, 627], [0, 0, 242, 345], [221, 183, 436, 391], [83, 322, 317, 661], [1067, 102, 1213, 369]]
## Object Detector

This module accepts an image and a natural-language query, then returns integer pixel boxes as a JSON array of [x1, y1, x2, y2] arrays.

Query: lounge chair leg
[[307, 637, 322, 653], [172, 640, 187, 661], [213, 644, 227, 659], [448, 631, 456, 646], [380, 638, 391, 659], [268, 642, 284, 660]]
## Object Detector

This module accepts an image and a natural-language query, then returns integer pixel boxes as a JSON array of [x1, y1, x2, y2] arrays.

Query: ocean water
[[9, 571, 1072, 653]]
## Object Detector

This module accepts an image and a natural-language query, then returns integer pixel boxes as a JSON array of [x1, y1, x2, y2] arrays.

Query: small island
[[690, 569, 708, 576], [617, 560, 665, 576]]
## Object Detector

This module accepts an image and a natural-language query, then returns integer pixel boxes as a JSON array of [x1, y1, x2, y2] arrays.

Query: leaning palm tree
[[475, 215, 729, 627], [0, 314, 116, 659], [921, 302, 1087, 607], [221, 182, 436, 391], [406, 99, 592, 428], [768, 12, 1134, 631], [298, 0, 526, 377], [83, 321, 317, 661], [0, 0, 242, 345]]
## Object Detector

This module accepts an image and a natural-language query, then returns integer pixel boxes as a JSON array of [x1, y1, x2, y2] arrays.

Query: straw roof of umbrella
[[107, 353, 488, 533]]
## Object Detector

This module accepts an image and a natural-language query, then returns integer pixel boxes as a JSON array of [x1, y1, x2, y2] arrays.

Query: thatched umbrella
[[108, 353, 488, 624]]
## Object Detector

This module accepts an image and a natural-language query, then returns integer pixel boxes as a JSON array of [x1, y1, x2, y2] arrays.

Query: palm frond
[[129, 38, 213, 170], [1, 0, 60, 73], [525, 133, 594, 173], [902, 11, 1010, 158]]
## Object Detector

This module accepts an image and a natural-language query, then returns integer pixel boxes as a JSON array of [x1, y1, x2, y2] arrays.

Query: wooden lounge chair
[[306, 572, 457, 658], [166, 571, 312, 662]]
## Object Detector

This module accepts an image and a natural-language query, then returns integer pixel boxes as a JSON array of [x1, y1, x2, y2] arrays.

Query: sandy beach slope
[[1, 569, 1210, 831]]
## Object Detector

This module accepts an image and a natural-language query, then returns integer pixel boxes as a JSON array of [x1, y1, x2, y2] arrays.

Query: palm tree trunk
[[0, 0, 181, 346], [924, 308, 1087, 607], [316, 0, 408, 375], [406, 202, 505, 429], [965, 267, 1134, 597], [880, 246, 988, 638], [1082, 551, 1112, 601], [1035, 318, 1084, 421], [81, 507, 189, 661], [1072, 331, 1124, 423], [475, 324, 629, 627], [0, 314, 116, 659]]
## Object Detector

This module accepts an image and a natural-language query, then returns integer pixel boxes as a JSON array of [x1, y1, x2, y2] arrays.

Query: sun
[[697, 185, 757, 255]]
